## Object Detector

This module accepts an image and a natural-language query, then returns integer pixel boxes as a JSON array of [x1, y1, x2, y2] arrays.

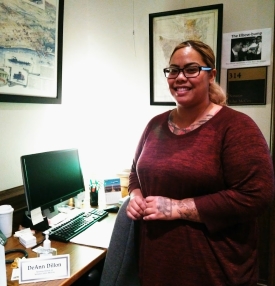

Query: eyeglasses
[[163, 65, 212, 79]]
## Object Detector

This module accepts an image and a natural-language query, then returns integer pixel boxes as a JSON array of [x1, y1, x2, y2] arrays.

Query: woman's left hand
[[143, 196, 201, 222]]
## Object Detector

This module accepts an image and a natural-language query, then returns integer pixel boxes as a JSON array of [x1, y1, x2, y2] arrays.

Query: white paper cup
[[0, 205, 14, 238]]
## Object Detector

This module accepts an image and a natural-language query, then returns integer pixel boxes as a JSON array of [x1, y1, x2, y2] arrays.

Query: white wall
[[0, 0, 274, 191]]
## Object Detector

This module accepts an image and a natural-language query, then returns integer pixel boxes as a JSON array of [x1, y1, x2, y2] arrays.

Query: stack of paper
[[70, 219, 115, 248], [19, 234, 37, 248]]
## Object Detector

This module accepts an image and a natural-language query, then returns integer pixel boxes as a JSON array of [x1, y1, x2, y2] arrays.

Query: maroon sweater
[[129, 106, 274, 286]]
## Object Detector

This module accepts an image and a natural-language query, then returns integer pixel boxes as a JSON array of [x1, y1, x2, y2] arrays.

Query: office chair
[[72, 259, 105, 286], [99, 196, 140, 286]]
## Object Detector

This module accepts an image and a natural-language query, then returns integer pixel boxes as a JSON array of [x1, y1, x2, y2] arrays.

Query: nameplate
[[227, 66, 267, 105], [19, 254, 70, 284]]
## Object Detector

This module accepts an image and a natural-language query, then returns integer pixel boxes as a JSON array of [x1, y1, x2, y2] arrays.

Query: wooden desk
[[5, 213, 117, 286]]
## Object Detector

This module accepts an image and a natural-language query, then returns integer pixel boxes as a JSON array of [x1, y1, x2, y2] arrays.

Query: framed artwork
[[149, 4, 223, 105], [0, 0, 64, 104]]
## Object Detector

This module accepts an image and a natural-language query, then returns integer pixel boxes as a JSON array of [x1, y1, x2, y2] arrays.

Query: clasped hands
[[126, 195, 173, 221]]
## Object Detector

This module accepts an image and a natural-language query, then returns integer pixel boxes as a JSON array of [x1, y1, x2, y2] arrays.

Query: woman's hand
[[127, 192, 201, 222], [143, 196, 201, 222], [126, 189, 146, 220], [143, 196, 174, 220]]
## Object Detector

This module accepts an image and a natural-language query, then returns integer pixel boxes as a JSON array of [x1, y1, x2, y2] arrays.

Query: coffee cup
[[0, 205, 14, 238]]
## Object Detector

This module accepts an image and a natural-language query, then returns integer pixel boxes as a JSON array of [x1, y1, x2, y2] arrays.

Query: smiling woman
[[164, 41, 225, 130], [126, 40, 274, 286]]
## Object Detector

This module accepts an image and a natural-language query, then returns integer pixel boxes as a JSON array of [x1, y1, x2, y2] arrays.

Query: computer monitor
[[21, 148, 85, 217]]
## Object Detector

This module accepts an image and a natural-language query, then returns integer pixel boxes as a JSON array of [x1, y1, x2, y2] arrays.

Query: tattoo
[[176, 199, 200, 222], [168, 112, 214, 135], [157, 197, 172, 218]]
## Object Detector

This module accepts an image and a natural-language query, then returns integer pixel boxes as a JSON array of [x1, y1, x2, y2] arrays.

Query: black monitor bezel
[[21, 148, 85, 214]]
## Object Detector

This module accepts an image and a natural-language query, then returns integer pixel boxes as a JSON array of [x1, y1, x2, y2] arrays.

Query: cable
[[5, 248, 28, 264]]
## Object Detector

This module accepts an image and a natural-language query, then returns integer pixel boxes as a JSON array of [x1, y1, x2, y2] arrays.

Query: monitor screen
[[21, 149, 85, 215]]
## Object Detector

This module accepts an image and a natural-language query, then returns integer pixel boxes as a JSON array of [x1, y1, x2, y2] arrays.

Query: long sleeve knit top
[[129, 106, 274, 286]]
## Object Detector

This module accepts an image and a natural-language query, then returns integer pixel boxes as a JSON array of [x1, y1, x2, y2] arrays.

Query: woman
[[126, 40, 274, 285]]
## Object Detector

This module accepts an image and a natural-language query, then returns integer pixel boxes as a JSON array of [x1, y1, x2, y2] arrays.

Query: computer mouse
[[104, 205, 120, 213]]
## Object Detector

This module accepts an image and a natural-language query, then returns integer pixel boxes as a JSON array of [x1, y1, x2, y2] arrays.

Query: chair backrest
[[99, 197, 140, 286]]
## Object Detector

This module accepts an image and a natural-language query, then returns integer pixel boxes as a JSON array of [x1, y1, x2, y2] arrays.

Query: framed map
[[149, 4, 223, 105], [0, 0, 64, 104]]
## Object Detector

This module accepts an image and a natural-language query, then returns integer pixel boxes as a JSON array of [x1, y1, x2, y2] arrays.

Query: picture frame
[[0, 0, 64, 104], [149, 4, 223, 106]]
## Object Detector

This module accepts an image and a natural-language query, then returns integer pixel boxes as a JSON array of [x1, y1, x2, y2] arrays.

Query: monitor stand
[[21, 211, 49, 231], [42, 206, 58, 219], [42, 199, 71, 219], [21, 200, 70, 231]]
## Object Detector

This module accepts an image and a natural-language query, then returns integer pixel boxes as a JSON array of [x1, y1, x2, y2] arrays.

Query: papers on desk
[[70, 218, 115, 249]]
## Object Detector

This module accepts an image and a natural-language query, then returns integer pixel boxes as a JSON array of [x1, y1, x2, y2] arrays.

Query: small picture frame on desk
[[104, 178, 121, 204]]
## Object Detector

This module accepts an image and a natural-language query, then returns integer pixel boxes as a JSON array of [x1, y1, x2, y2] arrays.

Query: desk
[[5, 213, 117, 286]]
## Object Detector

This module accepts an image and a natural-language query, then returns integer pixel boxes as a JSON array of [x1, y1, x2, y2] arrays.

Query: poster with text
[[222, 28, 271, 69]]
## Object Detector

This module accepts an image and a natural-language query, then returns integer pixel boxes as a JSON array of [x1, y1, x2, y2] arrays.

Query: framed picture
[[0, 0, 64, 104], [149, 4, 223, 105]]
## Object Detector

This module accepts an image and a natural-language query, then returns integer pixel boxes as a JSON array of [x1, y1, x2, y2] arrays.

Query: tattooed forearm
[[157, 197, 172, 218], [176, 199, 201, 222]]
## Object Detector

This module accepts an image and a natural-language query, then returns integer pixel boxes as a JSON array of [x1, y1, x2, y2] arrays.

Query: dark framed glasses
[[163, 65, 212, 79]]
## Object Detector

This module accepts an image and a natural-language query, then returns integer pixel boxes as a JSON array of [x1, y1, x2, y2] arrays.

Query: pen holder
[[90, 187, 98, 206]]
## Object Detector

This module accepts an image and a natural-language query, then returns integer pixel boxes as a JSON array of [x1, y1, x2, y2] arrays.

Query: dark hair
[[169, 40, 227, 106], [231, 39, 243, 47]]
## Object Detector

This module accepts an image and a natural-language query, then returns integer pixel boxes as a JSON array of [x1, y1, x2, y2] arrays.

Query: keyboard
[[47, 209, 108, 242]]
